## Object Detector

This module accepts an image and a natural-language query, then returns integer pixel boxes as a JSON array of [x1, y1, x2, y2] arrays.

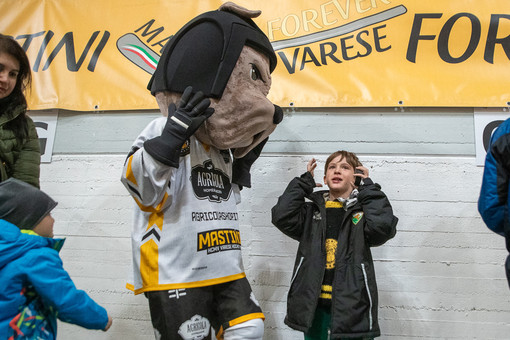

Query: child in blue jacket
[[0, 178, 112, 339]]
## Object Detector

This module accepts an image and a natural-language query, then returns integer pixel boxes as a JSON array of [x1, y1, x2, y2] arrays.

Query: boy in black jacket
[[271, 150, 397, 339]]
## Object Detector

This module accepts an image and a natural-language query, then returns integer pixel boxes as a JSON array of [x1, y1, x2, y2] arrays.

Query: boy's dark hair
[[324, 150, 362, 175]]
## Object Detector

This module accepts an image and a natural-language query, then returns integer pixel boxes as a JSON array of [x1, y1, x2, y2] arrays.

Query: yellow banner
[[1, 0, 509, 110]]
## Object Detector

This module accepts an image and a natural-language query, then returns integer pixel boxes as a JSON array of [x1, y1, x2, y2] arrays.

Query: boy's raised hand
[[307, 158, 323, 187]]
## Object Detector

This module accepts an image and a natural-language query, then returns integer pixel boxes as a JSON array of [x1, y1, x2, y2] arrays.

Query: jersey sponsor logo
[[191, 211, 238, 222], [191, 160, 232, 203], [168, 289, 186, 299], [178, 315, 210, 340], [197, 229, 241, 254]]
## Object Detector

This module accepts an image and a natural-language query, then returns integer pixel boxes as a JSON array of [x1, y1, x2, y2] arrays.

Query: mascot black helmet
[[148, 8, 277, 98]]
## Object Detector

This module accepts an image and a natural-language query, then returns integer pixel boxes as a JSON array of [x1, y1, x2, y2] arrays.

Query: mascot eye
[[250, 64, 262, 81]]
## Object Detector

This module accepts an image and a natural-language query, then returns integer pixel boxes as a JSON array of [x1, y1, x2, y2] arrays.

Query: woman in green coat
[[0, 34, 40, 188]]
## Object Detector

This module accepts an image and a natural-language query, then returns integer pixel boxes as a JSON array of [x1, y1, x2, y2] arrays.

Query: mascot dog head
[[148, 2, 282, 159]]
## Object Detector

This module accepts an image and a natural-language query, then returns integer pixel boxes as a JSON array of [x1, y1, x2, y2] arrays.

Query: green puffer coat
[[0, 103, 40, 188]]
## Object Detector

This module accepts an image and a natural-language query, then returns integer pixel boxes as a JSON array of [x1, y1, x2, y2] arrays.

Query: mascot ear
[[232, 137, 269, 189], [219, 2, 261, 18]]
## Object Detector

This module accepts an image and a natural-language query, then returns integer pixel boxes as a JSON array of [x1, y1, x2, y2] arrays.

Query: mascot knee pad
[[223, 318, 264, 340]]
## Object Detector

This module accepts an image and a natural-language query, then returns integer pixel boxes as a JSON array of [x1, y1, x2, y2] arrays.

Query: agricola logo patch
[[190, 160, 232, 203]]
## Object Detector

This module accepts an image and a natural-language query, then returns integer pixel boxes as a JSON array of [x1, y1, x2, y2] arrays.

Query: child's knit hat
[[0, 178, 57, 230]]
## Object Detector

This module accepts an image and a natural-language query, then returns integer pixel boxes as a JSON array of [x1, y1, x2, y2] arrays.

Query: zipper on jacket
[[308, 204, 327, 329], [361, 263, 373, 330], [307, 201, 328, 329], [290, 256, 304, 286], [329, 204, 353, 330]]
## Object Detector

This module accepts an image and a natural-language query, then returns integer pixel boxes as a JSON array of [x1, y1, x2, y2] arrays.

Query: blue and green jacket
[[0, 219, 108, 339]]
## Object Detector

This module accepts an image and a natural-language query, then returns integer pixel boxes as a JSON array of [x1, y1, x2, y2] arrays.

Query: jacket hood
[[0, 219, 64, 269]]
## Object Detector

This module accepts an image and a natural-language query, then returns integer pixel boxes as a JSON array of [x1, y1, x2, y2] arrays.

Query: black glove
[[232, 137, 268, 189], [144, 86, 214, 167]]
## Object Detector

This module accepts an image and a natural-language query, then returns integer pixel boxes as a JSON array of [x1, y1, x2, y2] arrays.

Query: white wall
[[38, 108, 510, 339]]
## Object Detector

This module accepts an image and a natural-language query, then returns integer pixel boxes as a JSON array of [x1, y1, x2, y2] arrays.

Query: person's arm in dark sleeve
[[357, 178, 398, 247], [271, 171, 315, 241], [11, 117, 40, 188]]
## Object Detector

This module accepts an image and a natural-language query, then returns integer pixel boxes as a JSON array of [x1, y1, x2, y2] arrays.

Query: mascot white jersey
[[124, 120, 244, 292]]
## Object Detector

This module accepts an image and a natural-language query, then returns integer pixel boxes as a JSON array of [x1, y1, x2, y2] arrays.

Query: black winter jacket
[[271, 172, 397, 339]]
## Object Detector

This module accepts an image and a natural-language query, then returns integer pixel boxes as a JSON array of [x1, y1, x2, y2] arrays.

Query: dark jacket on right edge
[[478, 117, 510, 287], [271, 172, 398, 339]]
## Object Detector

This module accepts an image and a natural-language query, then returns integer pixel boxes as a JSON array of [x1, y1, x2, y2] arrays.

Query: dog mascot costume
[[121, 2, 282, 339]]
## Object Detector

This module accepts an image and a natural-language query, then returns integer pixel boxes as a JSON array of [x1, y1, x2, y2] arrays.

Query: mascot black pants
[[145, 277, 263, 339]]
